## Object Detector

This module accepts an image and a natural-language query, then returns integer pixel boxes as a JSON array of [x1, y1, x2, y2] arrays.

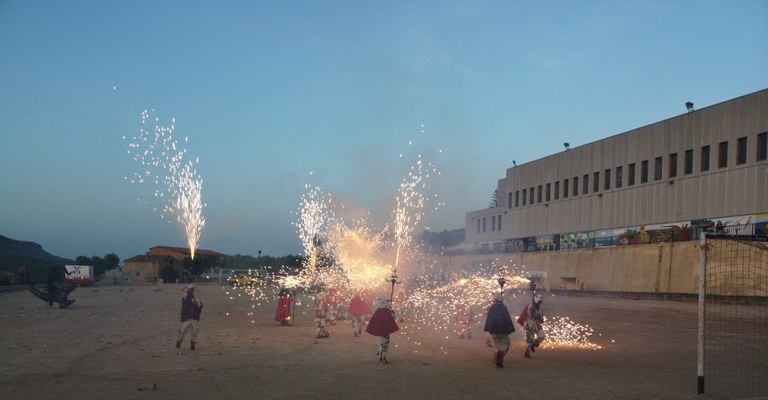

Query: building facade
[[124, 246, 227, 283], [465, 89, 768, 252]]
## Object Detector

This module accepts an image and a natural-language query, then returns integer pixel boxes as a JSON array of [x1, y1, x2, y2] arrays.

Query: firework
[[124, 109, 205, 258]]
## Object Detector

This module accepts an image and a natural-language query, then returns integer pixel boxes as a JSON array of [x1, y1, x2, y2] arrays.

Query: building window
[[701, 145, 710, 171], [684, 149, 693, 175], [546, 183, 551, 202], [522, 189, 527, 206], [593, 172, 600, 192], [654, 156, 663, 181], [497, 215, 502, 231], [628, 163, 636, 186], [641, 160, 649, 183], [604, 169, 611, 190], [737, 136, 747, 165], [554, 181, 560, 200], [529, 187, 534, 204], [669, 153, 678, 178], [583, 174, 589, 194], [758, 132, 767, 161], [718, 141, 728, 168], [563, 179, 569, 198], [476, 218, 481, 233], [615, 166, 623, 188], [573, 176, 579, 196], [507, 192, 513, 208], [515, 190, 520, 207], [482, 217, 487, 232], [491, 216, 495, 232], [537, 185, 542, 203]]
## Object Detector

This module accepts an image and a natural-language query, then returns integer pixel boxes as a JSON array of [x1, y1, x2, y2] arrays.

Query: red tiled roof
[[148, 246, 228, 257]]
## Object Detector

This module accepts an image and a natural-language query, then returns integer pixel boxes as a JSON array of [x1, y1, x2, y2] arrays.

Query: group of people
[[175, 282, 544, 368], [310, 289, 399, 364], [484, 289, 546, 367]]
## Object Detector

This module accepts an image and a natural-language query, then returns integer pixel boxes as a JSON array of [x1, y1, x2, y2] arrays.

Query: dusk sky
[[1, 1, 766, 262]]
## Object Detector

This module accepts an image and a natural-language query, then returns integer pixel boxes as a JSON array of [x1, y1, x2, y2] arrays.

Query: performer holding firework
[[483, 292, 515, 368], [518, 290, 546, 358], [366, 298, 399, 364]]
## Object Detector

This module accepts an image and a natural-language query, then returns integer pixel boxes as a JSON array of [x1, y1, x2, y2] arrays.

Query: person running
[[483, 292, 515, 368], [366, 298, 399, 364], [348, 290, 372, 337], [455, 302, 476, 339], [518, 292, 545, 358], [274, 287, 292, 326], [176, 283, 203, 351], [314, 291, 330, 338]]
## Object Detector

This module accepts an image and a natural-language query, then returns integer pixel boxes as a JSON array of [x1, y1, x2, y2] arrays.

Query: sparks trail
[[123, 109, 206, 259]]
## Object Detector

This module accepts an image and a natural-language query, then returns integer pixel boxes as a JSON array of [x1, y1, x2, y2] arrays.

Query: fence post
[[697, 231, 706, 394]]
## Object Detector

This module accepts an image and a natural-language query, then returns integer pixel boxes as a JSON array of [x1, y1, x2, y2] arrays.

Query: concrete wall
[[437, 241, 701, 294]]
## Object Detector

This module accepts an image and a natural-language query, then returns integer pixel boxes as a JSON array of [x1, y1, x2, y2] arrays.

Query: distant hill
[[0, 235, 74, 272]]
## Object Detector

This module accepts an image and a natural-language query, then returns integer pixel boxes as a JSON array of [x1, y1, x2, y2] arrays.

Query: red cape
[[348, 295, 372, 315], [517, 303, 529, 326], [275, 294, 292, 322], [366, 307, 399, 336]]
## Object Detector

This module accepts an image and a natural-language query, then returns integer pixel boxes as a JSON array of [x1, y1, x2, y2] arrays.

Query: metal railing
[[446, 222, 765, 255]]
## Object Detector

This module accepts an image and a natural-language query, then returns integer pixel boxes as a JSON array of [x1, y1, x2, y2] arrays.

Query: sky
[[1, 1, 766, 262]]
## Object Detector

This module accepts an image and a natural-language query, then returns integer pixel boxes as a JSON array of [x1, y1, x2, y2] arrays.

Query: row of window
[[508, 132, 767, 208], [476, 213, 503, 234]]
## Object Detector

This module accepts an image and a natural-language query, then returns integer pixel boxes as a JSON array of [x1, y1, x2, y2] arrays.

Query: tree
[[104, 253, 120, 270], [75, 255, 91, 265], [489, 189, 498, 208], [74, 253, 121, 281]]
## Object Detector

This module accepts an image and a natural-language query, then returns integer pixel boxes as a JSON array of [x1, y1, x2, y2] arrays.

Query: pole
[[697, 231, 706, 394]]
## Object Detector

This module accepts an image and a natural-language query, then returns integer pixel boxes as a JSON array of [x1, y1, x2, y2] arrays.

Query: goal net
[[697, 233, 768, 398]]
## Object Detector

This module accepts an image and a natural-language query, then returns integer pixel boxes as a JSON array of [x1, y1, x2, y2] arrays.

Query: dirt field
[[0, 283, 724, 400]]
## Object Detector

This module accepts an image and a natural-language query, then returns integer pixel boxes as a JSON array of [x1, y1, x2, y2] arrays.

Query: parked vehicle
[[228, 274, 261, 287]]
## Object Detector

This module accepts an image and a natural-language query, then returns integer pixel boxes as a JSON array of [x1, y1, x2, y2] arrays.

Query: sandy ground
[[0, 282, 723, 400]]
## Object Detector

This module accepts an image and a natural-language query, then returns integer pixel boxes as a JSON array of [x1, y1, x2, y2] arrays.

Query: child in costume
[[455, 302, 476, 339], [483, 292, 515, 368], [314, 291, 330, 338], [348, 290, 372, 337], [325, 287, 340, 326], [366, 298, 399, 364], [274, 287, 292, 326]]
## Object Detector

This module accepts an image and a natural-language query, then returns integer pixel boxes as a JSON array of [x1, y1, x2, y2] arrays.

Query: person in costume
[[314, 291, 330, 338], [348, 290, 372, 337], [325, 287, 340, 326], [455, 302, 476, 339], [274, 287, 292, 326], [176, 283, 203, 351], [366, 298, 399, 364], [518, 291, 545, 358], [483, 292, 515, 368]]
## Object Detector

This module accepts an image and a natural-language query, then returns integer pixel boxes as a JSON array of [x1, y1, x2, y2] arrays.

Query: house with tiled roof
[[124, 246, 228, 283]]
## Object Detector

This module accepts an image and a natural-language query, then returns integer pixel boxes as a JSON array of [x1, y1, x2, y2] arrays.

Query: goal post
[[697, 232, 768, 398]]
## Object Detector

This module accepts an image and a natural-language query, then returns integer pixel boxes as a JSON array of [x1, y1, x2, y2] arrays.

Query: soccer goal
[[697, 233, 768, 398]]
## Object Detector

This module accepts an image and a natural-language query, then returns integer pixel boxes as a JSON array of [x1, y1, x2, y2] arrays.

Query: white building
[[465, 89, 768, 253]]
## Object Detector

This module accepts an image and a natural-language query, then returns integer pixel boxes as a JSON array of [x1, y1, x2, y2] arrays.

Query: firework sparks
[[541, 314, 604, 350], [294, 185, 334, 276], [124, 109, 205, 258]]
